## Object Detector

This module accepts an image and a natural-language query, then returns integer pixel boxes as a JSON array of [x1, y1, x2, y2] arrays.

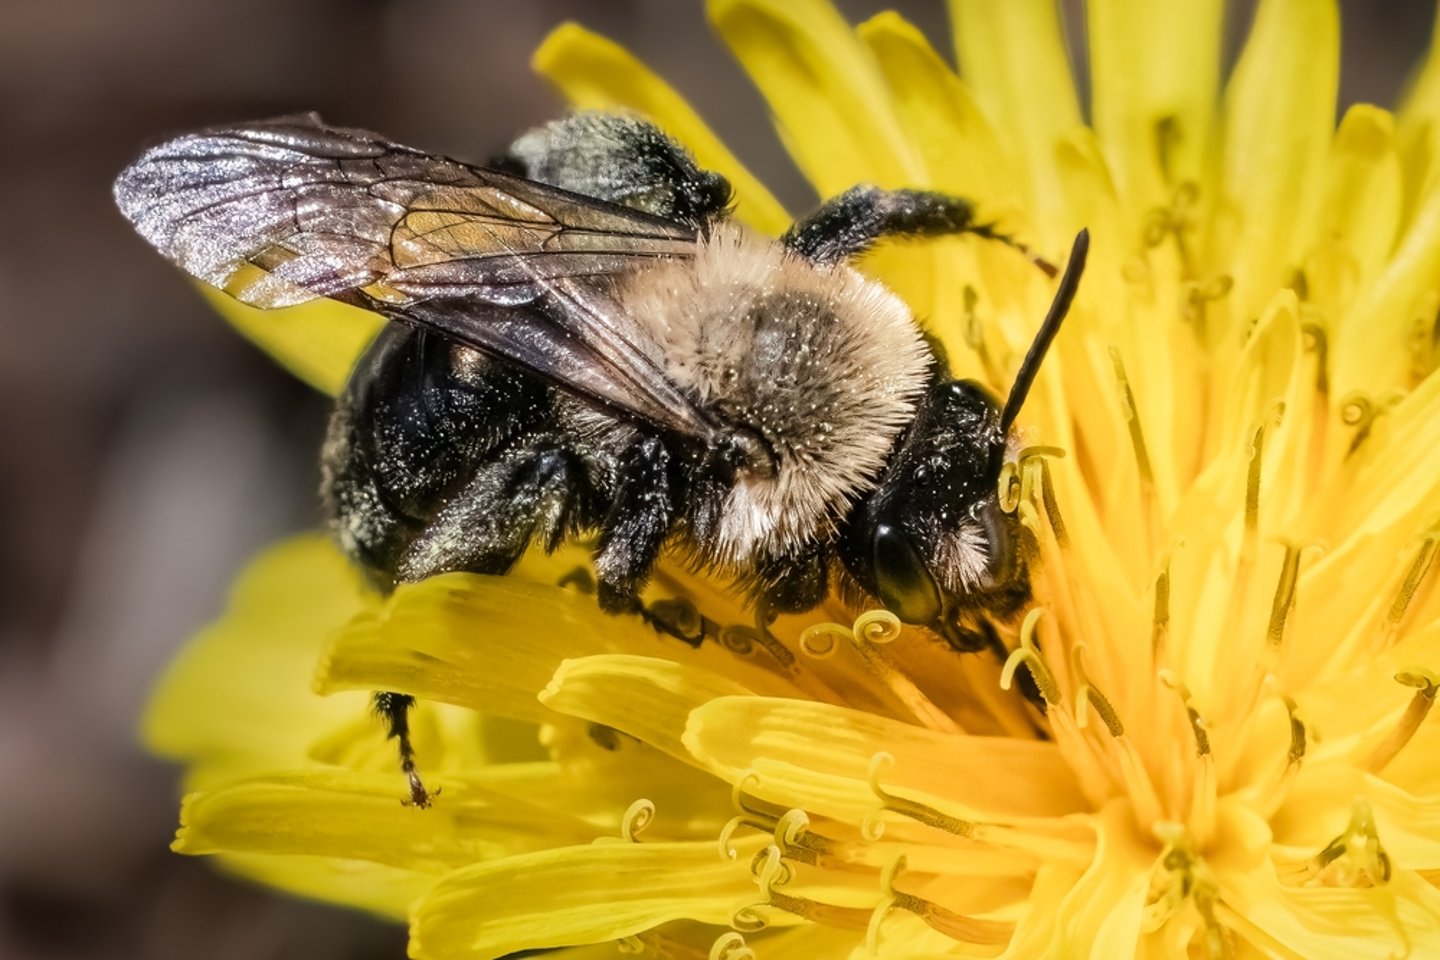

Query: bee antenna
[[999, 229, 1089, 435]]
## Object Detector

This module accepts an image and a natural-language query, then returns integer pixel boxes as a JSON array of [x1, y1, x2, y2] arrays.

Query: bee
[[115, 112, 1087, 807]]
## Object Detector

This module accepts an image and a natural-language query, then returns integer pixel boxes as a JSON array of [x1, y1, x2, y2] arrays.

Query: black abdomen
[[323, 323, 553, 586]]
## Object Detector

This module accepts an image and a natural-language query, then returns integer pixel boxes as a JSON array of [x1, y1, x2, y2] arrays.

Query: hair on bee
[[114, 111, 1087, 806]]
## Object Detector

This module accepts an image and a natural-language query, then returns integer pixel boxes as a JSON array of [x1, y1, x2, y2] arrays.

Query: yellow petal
[[532, 23, 790, 235], [141, 535, 376, 782], [683, 696, 1087, 822], [1043, 800, 1152, 955], [856, 12, 1019, 207], [215, 851, 430, 921], [1271, 769, 1440, 870], [540, 654, 756, 761], [1222, 862, 1440, 958], [198, 284, 382, 397], [175, 770, 595, 871], [1086, 0, 1224, 222], [1327, 362, 1440, 544], [316, 573, 653, 722], [947, 0, 1083, 223], [1330, 180, 1440, 401], [708, 0, 920, 196], [409, 840, 764, 960], [1310, 106, 1403, 294], [999, 861, 1090, 956], [1212, 0, 1340, 325], [1397, 6, 1440, 210], [855, 11, 1044, 375]]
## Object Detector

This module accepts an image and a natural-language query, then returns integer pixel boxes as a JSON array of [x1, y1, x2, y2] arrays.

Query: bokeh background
[[0, 1, 1434, 957]]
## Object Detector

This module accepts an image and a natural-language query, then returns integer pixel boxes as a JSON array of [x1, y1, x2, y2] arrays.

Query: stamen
[[772, 810, 838, 867], [752, 601, 798, 668], [1000, 608, 1061, 705], [1244, 421, 1265, 543], [998, 459, 1023, 515], [865, 895, 896, 958], [1159, 671, 1212, 757], [1386, 524, 1440, 638], [718, 817, 746, 860], [866, 753, 978, 838], [1152, 554, 1173, 657], [855, 610, 902, 644], [1180, 274, 1234, 328], [731, 771, 783, 823], [1070, 645, 1125, 737], [1220, 416, 1278, 654], [880, 853, 907, 898], [1284, 695, 1307, 766], [798, 622, 847, 659], [963, 286, 1009, 391], [1286, 267, 1310, 302], [750, 844, 792, 889], [718, 623, 754, 655], [1037, 454, 1070, 547], [850, 620, 963, 734], [1159, 671, 1218, 841], [1300, 320, 1330, 397], [751, 850, 874, 931], [620, 798, 655, 842], [1312, 798, 1392, 887], [1253, 690, 1306, 819], [878, 855, 1013, 945], [1340, 391, 1403, 457], [1366, 669, 1439, 773], [1265, 540, 1302, 649], [1143, 182, 1201, 276], [773, 808, 809, 850], [766, 889, 872, 931], [1154, 117, 1182, 185], [708, 933, 755, 960], [999, 446, 1065, 518], [799, 609, 902, 660], [1108, 347, 1156, 495], [645, 596, 712, 647], [729, 905, 768, 932], [1142, 824, 1233, 957]]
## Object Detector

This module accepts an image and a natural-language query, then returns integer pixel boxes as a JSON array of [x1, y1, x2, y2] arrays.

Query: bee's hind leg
[[373, 691, 435, 808]]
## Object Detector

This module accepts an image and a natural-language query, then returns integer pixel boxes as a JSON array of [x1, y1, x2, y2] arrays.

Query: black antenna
[[999, 229, 1089, 435]]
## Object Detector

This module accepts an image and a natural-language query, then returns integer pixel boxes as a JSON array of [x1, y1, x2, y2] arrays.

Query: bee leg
[[373, 691, 435, 808], [594, 437, 676, 614], [782, 186, 1055, 275], [754, 543, 830, 614], [380, 446, 591, 806]]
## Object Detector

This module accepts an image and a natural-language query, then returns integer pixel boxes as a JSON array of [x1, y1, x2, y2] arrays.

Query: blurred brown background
[[0, 1, 1432, 958]]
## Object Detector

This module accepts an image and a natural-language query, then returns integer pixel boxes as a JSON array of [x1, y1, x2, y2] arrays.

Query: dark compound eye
[[871, 523, 943, 626]]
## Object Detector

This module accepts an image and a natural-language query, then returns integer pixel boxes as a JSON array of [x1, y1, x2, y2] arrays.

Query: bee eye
[[871, 523, 943, 625]]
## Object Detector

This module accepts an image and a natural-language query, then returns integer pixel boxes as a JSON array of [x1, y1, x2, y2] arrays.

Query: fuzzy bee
[[115, 112, 1086, 806]]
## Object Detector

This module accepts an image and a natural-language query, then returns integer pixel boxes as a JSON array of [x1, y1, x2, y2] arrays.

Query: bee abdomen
[[323, 324, 551, 585]]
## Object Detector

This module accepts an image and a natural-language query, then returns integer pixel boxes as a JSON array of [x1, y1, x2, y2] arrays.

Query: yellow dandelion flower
[[141, 0, 1440, 957]]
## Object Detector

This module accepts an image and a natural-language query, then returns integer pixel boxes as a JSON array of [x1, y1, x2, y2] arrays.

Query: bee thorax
[[614, 223, 933, 565]]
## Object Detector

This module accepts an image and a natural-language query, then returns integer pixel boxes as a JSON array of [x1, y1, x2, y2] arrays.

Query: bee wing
[[114, 113, 721, 440]]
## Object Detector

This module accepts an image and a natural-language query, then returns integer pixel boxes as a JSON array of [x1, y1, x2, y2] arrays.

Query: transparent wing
[[115, 113, 720, 439]]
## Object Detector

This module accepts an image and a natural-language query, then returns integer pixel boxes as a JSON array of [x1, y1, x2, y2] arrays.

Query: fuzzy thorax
[[615, 223, 933, 566]]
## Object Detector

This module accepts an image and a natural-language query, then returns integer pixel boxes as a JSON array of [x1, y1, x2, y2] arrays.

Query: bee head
[[840, 230, 1088, 644], [840, 379, 1021, 637]]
